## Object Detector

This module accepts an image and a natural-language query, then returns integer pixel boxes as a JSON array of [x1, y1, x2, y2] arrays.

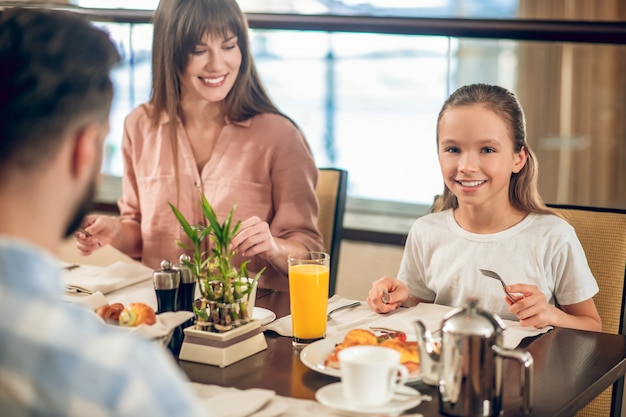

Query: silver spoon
[[479, 269, 516, 303], [327, 301, 361, 321]]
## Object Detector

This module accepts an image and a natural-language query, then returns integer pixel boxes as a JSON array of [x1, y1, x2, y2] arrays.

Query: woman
[[76, 0, 323, 291]]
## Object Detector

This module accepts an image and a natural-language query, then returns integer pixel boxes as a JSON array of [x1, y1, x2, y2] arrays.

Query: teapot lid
[[442, 298, 506, 337]]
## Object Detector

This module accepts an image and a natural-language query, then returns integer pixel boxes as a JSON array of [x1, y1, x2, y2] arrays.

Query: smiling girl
[[367, 84, 601, 332]]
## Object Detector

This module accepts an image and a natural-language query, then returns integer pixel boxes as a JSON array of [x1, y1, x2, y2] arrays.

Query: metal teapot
[[416, 298, 533, 417]]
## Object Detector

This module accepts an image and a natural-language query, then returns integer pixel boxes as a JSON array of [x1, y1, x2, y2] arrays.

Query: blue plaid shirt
[[0, 238, 208, 417]]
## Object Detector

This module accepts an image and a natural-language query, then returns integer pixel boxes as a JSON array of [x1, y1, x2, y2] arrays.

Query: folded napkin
[[264, 294, 382, 338], [65, 290, 109, 310], [65, 290, 194, 341], [191, 383, 349, 417], [62, 260, 153, 295], [265, 295, 551, 349], [127, 310, 195, 340], [191, 384, 283, 417], [383, 303, 552, 349]]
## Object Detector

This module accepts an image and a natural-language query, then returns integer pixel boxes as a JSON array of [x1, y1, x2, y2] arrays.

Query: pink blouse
[[118, 104, 324, 292]]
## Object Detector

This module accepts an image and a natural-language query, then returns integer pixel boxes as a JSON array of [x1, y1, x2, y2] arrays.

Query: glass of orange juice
[[288, 251, 330, 348]]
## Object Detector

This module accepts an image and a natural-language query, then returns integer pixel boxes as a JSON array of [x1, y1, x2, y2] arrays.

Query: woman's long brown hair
[[148, 0, 285, 207]]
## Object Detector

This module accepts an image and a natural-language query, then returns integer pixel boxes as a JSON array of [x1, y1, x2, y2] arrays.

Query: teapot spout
[[414, 320, 441, 385]]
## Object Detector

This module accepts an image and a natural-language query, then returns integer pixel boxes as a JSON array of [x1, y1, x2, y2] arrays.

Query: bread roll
[[95, 303, 125, 324], [118, 302, 156, 327]]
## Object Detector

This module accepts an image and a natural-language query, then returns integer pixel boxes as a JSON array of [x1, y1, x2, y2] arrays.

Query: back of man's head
[[0, 7, 120, 177]]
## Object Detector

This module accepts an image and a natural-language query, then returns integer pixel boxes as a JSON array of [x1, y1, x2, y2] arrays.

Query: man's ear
[[69, 124, 100, 180]]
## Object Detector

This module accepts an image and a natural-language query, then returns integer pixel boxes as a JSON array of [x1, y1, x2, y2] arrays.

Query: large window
[[90, 10, 518, 210], [69, 0, 626, 232]]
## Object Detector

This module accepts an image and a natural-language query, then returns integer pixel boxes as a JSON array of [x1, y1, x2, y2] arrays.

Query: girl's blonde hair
[[432, 83, 553, 215]]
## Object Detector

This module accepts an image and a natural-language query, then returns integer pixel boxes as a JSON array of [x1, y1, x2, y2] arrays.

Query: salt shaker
[[174, 254, 196, 313], [153, 259, 180, 314]]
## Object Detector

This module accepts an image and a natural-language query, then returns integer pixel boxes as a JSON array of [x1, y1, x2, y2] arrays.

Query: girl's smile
[[438, 104, 526, 211]]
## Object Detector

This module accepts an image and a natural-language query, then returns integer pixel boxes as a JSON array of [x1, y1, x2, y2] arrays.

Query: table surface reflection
[[180, 290, 626, 417]]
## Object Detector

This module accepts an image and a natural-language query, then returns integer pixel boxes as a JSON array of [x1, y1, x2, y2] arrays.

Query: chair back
[[549, 204, 626, 417], [316, 168, 348, 296]]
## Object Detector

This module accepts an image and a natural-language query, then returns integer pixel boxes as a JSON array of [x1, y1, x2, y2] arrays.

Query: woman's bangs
[[185, 3, 242, 49]]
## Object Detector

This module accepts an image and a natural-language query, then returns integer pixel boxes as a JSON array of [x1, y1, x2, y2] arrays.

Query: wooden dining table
[[179, 289, 626, 417]]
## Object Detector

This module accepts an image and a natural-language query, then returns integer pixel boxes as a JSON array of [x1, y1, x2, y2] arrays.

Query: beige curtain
[[518, 0, 626, 209]]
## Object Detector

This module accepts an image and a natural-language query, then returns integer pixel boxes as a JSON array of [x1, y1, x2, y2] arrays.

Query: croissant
[[324, 329, 419, 372], [378, 338, 420, 373], [324, 329, 379, 369], [95, 303, 125, 324], [118, 302, 157, 327]]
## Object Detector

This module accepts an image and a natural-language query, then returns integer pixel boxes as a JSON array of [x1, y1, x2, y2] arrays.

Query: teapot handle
[[493, 345, 534, 414]]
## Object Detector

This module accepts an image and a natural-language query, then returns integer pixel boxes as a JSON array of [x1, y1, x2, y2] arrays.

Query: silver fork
[[327, 301, 361, 321], [78, 227, 102, 248], [479, 269, 516, 303]]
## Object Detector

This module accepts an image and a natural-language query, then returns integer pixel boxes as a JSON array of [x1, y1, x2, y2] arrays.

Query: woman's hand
[[75, 214, 120, 255], [230, 216, 278, 259], [367, 277, 409, 314]]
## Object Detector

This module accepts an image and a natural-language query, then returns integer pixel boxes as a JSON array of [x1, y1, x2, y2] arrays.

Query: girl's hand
[[230, 216, 278, 259], [367, 277, 408, 314], [506, 283, 554, 328]]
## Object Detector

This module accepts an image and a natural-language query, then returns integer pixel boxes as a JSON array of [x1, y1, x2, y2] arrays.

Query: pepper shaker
[[153, 259, 180, 314], [174, 254, 196, 313]]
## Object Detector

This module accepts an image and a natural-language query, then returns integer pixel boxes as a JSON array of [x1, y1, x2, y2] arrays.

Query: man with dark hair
[[0, 8, 206, 416]]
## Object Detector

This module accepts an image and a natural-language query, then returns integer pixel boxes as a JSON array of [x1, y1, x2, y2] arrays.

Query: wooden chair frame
[[548, 204, 626, 417], [316, 168, 348, 297]]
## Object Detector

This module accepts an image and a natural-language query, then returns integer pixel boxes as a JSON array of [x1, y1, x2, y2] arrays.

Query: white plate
[[316, 382, 423, 416], [300, 337, 421, 382], [253, 307, 276, 326]]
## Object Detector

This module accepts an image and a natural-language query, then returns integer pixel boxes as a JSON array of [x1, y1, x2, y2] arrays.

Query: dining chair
[[316, 168, 348, 297], [548, 204, 626, 417]]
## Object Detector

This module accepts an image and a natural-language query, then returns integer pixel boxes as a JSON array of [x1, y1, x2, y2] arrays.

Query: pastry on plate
[[118, 302, 157, 327], [324, 328, 419, 373]]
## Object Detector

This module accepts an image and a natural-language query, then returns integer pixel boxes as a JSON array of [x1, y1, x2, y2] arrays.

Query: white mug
[[338, 345, 409, 407]]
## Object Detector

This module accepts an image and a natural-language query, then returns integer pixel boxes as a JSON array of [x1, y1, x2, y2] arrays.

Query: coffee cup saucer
[[315, 382, 424, 416]]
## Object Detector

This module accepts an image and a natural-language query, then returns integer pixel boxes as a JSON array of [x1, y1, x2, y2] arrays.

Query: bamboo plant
[[169, 195, 265, 330]]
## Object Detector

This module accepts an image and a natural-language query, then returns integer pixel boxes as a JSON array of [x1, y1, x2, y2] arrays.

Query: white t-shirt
[[398, 210, 599, 321]]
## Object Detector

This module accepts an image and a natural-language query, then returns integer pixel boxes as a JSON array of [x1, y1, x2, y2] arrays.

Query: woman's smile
[[199, 75, 227, 86]]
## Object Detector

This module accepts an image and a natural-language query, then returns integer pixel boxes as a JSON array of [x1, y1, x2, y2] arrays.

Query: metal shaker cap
[[153, 259, 180, 290], [173, 254, 195, 284]]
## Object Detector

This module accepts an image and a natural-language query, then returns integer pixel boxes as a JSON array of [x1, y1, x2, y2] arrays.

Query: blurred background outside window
[[70, 0, 626, 231]]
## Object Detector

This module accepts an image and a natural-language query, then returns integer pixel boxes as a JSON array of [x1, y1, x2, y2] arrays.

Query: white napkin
[[265, 295, 551, 349], [62, 260, 153, 295], [127, 310, 195, 339], [192, 384, 280, 417], [367, 302, 550, 349], [264, 295, 381, 337], [191, 383, 346, 417], [65, 291, 109, 310], [65, 291, 194, 341]]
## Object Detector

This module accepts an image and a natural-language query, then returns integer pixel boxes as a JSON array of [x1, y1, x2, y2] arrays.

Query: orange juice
[[289, 263, 329, 345]]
